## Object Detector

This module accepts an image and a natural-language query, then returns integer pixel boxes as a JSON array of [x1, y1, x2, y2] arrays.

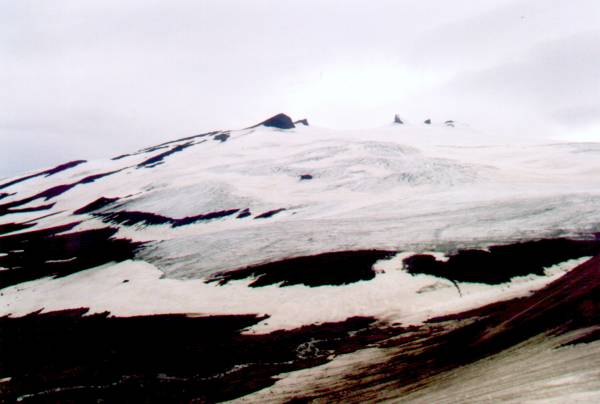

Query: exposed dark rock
[[146, 131, 220, 149], [445, 120, 455, 127], [0, 224, 143, 289], [394, 114, 404, 124], [424, 119, 431, 125], [300, 174, 313, 181], [236, 208, 252, 218], [294, 119, 309, 126], [0, 171, 121, 216], [229, 253, 600, 402], [171, 209, 240, 227], [2, 203, 55, 214], [207, 250, 396, 287], [99, 211, 170, 226], [111, 132, 221, 161], [402, 238, 600, 285], [137, 141, 196, 168], [254, 208, 286, 219], [74, 197, 120, 215], [97, 209, 240, 228], [0, 160, 87, 191], [0, 192, 14, 201], [0, 222, 36, 236], [250, 114, 296, 130], [213, 133, 230, 142], [0, 311, 390, 403], [139, 145, 170, 154]]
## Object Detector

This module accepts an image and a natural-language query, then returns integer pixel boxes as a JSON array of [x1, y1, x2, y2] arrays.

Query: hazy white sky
[[1, 0, 600, 176]]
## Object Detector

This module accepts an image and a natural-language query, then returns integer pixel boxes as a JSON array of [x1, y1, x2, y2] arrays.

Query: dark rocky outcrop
[[424, 119, 431, 125], [294, 119, 309, 126], [394, 114, 404, 124], [445, 120, 455, 127], [254, 208, 286, 219], [137, 142, 196, 168], [0, 223, 142, 289], [213, 133, 230, 142], [236, 208, 252, 218], [74, 197, 120, 215], [250, 114, 296, 130], [0, 171, 120, 216], [0, 310, 390, 403], [96, 209, 240, 228], [402, 238, 600, 285], [207, 250, 396, 287], [300, 174, 313, 180]]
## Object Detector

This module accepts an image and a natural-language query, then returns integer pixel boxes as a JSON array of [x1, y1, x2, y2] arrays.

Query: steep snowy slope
[[1, 115, 600, 402]]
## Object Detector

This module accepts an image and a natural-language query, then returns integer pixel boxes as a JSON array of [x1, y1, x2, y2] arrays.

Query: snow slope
[[1, 115, 600, 402]]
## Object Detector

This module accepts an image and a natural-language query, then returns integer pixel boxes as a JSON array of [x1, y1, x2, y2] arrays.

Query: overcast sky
[[1, 0, 600, 176]]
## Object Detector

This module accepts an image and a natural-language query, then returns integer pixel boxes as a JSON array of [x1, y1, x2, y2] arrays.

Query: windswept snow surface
[[1, 120, 600, 401]]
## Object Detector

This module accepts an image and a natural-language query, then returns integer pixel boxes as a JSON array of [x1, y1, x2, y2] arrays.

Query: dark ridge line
[[0, 170, 120, 216], [402, 238, 600, 285], [148, 130, 222, 149], [110, 131, 224, 161], [0, 222, 37, 236], [0, 192, 15, 201], [74, 197, 120, 215], [0, 223, 143, 289], [207, 250, 397, 288], [236, 208, 252, 218], [97, 209, 240, 228], [248, 113, 296, 130], [299, 174, 313, 180], [137, 141, 195, 168], [0, 310, 392, 403], [0, 160, 86, 191], [254, 208, 286, 219]]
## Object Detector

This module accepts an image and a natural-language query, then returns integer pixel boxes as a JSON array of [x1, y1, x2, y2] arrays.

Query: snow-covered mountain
[[1, 114, 600, 402]]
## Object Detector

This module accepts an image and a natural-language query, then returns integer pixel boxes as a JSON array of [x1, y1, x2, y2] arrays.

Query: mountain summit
[[1, 118, 600, 402]]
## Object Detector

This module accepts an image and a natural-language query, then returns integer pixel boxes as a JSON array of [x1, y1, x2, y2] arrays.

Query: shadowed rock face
[[294, 119, 309, 126], [251, 113, 296, 129], [402, 238, 600, 285], [0, 223, 143, 289], [96, 209, 241, 227], [137, 142, 196, 168], [254, 208, 286, 219], [74, 197, 120, 214], [0, 311, 390, 403], [207, 250, 396, 287], [0, 170, 120, 216]]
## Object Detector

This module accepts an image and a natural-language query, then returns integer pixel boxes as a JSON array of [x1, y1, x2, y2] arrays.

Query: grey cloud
[[1, 1, 600, 176], [440, 31, 600, 128]]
